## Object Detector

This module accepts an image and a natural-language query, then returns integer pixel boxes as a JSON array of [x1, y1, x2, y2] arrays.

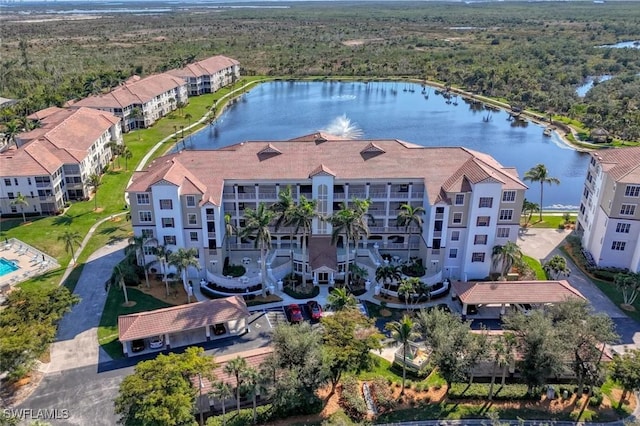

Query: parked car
[[213, 323, 227, 335], [131, 339, 145, 353], [148, 335, 164, 349], [286, 304, 303, 323], [306, 300, 322, 321]]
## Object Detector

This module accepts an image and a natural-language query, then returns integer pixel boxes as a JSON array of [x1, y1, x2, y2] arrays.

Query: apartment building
[[0, 107, 122, 215], [167, 55, 240, 96], [68, 74, 188, 132], [127, 133, 526, 282], [577, 147, 640, 272]]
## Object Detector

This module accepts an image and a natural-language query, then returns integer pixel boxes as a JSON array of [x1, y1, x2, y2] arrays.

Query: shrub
[[283, 285, 319, 299], [223, 263, 246, 277], [589, 388, 603, 407], [339, 377, 368, 421], [448, 383, 532, 401], [371, 377, 396, 411], [402, 261, 425, 277], [321, 409, 357, 426]]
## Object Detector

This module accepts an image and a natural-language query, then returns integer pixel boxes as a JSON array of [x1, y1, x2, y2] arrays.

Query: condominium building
[[167, 55, 241, 96], [577, 147, 640, 272], [127, 133, 526, 283], [0, 107, 122, 215], [68, 74, 188, 132]]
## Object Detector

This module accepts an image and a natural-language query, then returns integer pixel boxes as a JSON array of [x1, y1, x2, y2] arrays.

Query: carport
[[118, 295, 249, 357], [452, 280, 586, 317]]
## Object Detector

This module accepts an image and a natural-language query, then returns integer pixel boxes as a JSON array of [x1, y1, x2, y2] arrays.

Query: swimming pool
[[0, 257, 19, 277]]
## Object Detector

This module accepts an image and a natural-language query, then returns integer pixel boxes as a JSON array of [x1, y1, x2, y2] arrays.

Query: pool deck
[[0, 238, 59, 299]]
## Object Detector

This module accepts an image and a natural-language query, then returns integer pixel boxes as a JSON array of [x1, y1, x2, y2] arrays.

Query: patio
[[1, 238, 59, 299]]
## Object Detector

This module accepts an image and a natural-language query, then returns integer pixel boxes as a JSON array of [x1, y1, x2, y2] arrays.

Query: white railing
[[206, 271, 262, 287]]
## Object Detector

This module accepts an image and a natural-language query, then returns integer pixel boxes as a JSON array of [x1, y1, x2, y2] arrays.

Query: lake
[[185, 81, 589, 210]]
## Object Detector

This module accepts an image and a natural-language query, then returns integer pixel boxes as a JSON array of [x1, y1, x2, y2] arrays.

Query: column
[[165, 333, 171, 349], [205, 325, 211, 342]]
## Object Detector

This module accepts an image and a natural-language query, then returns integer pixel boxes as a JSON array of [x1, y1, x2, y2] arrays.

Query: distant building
[[68, 74, 188, 132], [0, 107, 122, 215], [577, 147, 640, 272], [126, 133, 527, 283], [167, 55, 240, 96]]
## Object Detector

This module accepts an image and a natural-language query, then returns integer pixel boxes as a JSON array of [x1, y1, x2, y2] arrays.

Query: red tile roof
[[128, 134, 527, 206], [168, 55, 240, 79], [452, 280, 585, 305], [592, 147, 640, 183], [192, 347, 274, 392], [118, 296, 249, 342]]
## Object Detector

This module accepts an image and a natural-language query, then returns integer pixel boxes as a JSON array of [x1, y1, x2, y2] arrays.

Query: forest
[[0, 1, 639, 140]]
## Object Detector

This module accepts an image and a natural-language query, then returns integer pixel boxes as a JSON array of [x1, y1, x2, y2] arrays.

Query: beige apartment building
[[126, 133, 526, 285], [168, 55, 241, 96], [577, 147, 640, 272]]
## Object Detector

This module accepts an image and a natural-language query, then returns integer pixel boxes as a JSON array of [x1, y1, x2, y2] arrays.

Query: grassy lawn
[[98, 285, 175, 360], [522, 255, 547, 280], [522, 213, 576, 229]]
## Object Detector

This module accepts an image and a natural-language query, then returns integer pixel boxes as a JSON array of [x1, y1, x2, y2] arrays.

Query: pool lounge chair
[[16, 246, 28, 256]]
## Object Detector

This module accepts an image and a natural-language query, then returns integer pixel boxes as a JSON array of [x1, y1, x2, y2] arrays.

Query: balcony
[[333, 192, 345, 201], [259, 192, 277, 200], [389, 191, 410, 199], [206, 214, 215, 221]]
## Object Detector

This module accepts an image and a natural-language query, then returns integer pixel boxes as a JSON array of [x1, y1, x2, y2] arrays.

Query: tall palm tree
[[153, 245, 171, 296], [127, 235, 152, 288], [491, 241, 523, 280], [106, 141, 122, 168], [385, 315, 420, 395], [224, 213, 237, 253], [396, 203, 425, 262], [168, 248, 200, 303], [87, 173, 101, 210], [4, 120, 20, 148], [326, 287, 357, 311], [130, 107, 143, 133], [223, 356, 248, 414], [521, 199, 540, 227], [375, 265, 402, 290], [58, 230, 82, 264], [329, 198, 372, 287], [10, 193, 29, 223], [241, 203, 275, 296], [270, 186, 295, 263], [121, 145, 132, 171], [523, 164, 560, 221], [241, 367, 264, 424], [289, 196, 318, 286], [112, 263, 130, 304], [209, 381, 232, 426]]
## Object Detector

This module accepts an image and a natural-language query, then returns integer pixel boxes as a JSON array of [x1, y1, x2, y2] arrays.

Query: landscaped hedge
[[339, 377, 368, 421], [448, 383, 534, 401], [370, 377, 395, 411], [283, 285, 319, 299]]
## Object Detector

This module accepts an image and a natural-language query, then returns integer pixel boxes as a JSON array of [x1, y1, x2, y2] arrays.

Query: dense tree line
[[1, 2, 639, 139]]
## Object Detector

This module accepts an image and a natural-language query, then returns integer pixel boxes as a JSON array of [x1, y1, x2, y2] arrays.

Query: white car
[[149, 335, 165, 349]]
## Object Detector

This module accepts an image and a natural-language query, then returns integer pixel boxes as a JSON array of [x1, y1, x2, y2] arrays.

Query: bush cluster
[[370, 377, 396, 411], [283, 285, 319, 299], [339, 377, 368, 421], [448, 383, 533, 401]]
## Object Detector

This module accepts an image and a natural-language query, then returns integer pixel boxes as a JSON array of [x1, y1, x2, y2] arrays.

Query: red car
[[306, 300, 322, 321], [286, 304, 303, 323]]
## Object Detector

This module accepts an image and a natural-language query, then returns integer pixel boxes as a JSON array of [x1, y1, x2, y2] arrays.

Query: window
[[620, 204, 636, 216], [143, 246, 154, 256], [139, 211, 152, 222], [474, 234, 488, 245], [580, 203, 586, 215], [476, 216, 490, 227], [187, 213, 198, 225], [497, 227, 510, 238], [3, 178, 10, 186], [479, 197, 493, 208], [455, 194, 464, 205], [162, 217, 175, 228], [616, 223, 631, 233], [590, 156, 596, 166], [141, 229, 154, 239], [10, 206, 17, 213], [136, 193, 150, 205], [27, 178, 31, 185], [190, 231, 198, 242], [164, 235, 176, 245], [583, 187, 590, 199], [14, 178, 17, 185], [160, 199, 173, 210], [453, 213, 463, 224], [499, 209, 513, 221], [399, 184, 409, 193], [502, 191, 516, 202], [186, 195, 196, 207], [471, 252, 485, 262], [586, 172, 593, 183], [611, 241, 626, 251], [449, 248, 458, 259], [7, 192, 14, 199], [451, 231, 460, 241], [625, 185, 640, 197]]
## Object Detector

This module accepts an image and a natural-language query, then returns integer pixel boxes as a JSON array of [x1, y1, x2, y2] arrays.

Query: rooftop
[[592, 146, 640, 184], [452, 280, 586, 305], [168, 55, 239, 79]]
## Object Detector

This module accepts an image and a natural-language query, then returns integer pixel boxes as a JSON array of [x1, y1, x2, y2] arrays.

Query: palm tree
[[223, 356, 248, 414], [385, 315, 420, 395], [106, 141, 122, 168], [289, 196, 318, 287], [4, 120, 20, 148], [121, 145, 132, 171], [87, 173, 101, 210], [127, 235, 152, 288], [521, 199, 540, 227], [329, 198, 372, 287], [241, 203, 275, 297], [396, 203, 425, 262], [130, 107, 143, 134], [523, 164, 560, 221], [326, 287, 356, 311], [398, 277, 427, 312], [58, 230, 82, 264], [224, 213, 237, 253], [270, 186, 295, 265], [209, 381, 232, 426], [153, 245, 171, 296], [168, 248, 200, 303], [491, 241, 523, 280], [112, 263, 130, 304], [543, 255, 571, 279], [10, 193, 29, 223], [375, 265, 402, 290], [241, 367, 264, 424]]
